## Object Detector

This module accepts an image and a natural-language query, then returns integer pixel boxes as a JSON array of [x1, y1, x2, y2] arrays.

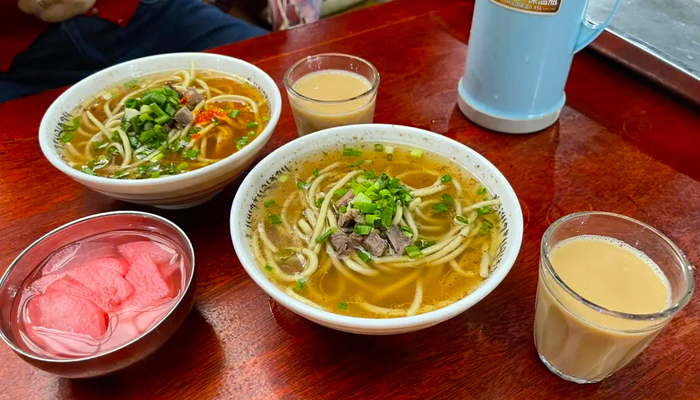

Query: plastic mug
[[458, 0, 622, 134]]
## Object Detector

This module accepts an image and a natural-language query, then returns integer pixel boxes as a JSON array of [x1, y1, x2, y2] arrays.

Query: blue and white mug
[[458, 0, 622, 134]]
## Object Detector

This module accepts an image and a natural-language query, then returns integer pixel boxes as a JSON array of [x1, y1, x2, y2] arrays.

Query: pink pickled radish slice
[[27, 291, 108, 339], [125, 254, 174, 307]]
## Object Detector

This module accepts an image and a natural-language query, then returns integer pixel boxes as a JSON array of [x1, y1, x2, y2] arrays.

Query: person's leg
[[0, 22, 102, 103], [0, 0, 267, 103]]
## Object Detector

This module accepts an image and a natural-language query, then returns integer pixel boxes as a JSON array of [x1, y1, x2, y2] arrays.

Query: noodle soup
[[59, 69, 270, 179], [250, 143, 503, 318]]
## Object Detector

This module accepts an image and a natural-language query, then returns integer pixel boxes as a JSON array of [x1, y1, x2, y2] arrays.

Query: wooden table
[[1, 0, 699, 398]]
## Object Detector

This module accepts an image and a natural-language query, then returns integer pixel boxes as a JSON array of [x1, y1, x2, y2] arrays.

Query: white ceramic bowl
[[39, 53, 282, 209], [230, 124, 524, 335]]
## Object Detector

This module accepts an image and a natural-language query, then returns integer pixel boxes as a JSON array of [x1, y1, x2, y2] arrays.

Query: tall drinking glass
[[534, 212, 694, 383], [284, 53, 379, 136]]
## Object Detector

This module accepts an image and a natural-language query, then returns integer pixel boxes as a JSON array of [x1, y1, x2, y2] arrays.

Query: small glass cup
[[534, 212, 694, 384], [284, 53, 380, 136]]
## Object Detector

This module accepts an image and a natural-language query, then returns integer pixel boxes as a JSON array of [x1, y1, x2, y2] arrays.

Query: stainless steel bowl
[[0, 211, 196, 378]]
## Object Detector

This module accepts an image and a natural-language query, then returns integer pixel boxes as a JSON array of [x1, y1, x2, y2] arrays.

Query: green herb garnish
[[441, 193, 455, 206], [183, 149, 199, 160], [432, 203, 449, 214], [405, 245, 423, 259], [337, 302, 348, 310], [264, 200, 276, 208], [342, 148, 362, 157], [441, 174, 452, 183], [316, 228, 337, 243], [269, 214, 282, 225]]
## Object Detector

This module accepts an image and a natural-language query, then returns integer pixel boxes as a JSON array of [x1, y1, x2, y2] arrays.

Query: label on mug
[[489, 0, 561, 15]]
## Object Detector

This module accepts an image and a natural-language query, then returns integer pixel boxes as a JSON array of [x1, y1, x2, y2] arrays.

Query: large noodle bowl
[[250, 143, 503, 318], [59, 67, 270, 179]]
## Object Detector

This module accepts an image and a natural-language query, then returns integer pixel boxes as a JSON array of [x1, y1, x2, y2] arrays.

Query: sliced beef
[[363, 230, 388, 257], [338, 208, 360, 228], [184, 87, 206, 108], [330, 232, 363, 256], [173, 106, 194, 126], [335, 191, 355, 209], [386, 225, 413, 256]]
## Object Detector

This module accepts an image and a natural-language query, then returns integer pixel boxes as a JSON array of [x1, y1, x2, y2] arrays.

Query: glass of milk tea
[[534, 212, 694, 384], [284, 53, 380, 136]]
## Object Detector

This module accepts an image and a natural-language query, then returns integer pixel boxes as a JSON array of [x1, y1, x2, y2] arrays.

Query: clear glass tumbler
[[534, 212, 694, 384], [284, 53, 380, 136]]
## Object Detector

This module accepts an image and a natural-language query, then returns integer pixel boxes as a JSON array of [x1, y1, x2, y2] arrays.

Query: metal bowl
[[0, 211, 196, 378]]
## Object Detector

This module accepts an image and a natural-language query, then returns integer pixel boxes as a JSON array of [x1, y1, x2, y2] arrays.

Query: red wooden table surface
[[1, 0, 699, 399]]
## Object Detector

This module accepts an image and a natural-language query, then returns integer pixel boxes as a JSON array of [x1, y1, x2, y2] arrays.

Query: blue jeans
[[0, 0, 267, 103]]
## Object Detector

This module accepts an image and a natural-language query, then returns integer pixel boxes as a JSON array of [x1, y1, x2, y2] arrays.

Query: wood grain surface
[[1, 0, 699, 398]]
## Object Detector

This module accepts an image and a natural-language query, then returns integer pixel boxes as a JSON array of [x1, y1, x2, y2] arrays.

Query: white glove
[[18, 0, 97, 23]]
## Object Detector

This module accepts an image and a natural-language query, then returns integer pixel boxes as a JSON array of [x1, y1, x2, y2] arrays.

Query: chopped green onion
[[316, 228, 337, 243], [441, 174, 452, 183], [295, 280, 306, 292], [373, 143, 384, 152], [353, 192, 372, 205], [277, 174, 289, 183], [264, 264, 272, 272], [350, 160, 365, 167], [337, 302, 348, 310], [312, 168, 320, 177], [410, 148, 423, 158], [414, 239, 436, 250], [93, 142, 108, 150], [455, 215, 470, 225], [354, 224, 373, 235], [124, 98, 138, 109], [478, 219, 494, 236], [477, 206, 491, 215], [246, 121, 259, 128], [190, 127, 201, 134], [358, 203, 378, 214], [124, 79, 140, 89], [140, 129, 155, 143], [405, 245, 423, 258], [149, 103, 167, 117], [264, 200, 275, 208], [400, 225, 413, 235], [364, 170, 375, 179], [177, 162, 189, 171], [81, 167, 94, 175], [380, 208, 393, 228], [248, 130, 255, 137], [236, 136, 249, 150], [113, 170, 129, 179], [365, 214, 379, 226], [229, 110, 240, 118], [269, 214, 282, 225], [477, 187, 487, 195], [358, 250, 371, 262], [433, 203, 450, 214], [152, 153, 165, 162], [151, 171, 161, 178], [339, 206, 347, 214], [315, 197, 324, 208], [183, 149, 199, 160], [154, 115, 170, 125], [441, 193, 455, 206], [60, 132, 73, 143], [165, 104, 176, 116], [385, 146, 395, 161], [342, 148, 362, 157], [333, 188, 347, 199], [262, 115, 270, 121], [296, 180, 307, 189]]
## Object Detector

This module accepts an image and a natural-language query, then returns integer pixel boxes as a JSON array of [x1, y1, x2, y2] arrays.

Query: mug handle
[[573, 0, 623, 53]]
